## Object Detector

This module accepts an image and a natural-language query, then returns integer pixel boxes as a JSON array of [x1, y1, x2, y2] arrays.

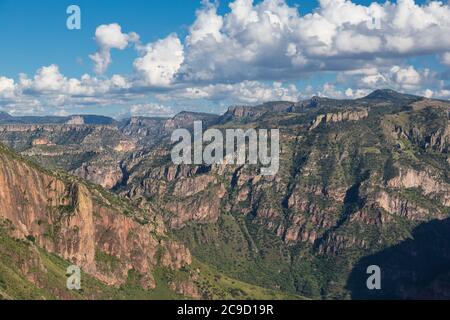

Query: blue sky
[[0, 0, 377, 77], [0, 0, 448, 118], [0, 0, 429, 77]]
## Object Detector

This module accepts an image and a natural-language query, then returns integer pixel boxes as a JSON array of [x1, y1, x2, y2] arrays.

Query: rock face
[[0, 91, 449, 299], [0, 145, 192, 293], [0, 124, 139, 192], [309, 109, 369, 130], [126, 164, 227, 229], [164, 111, 219, 130], [387, 169, 450, 206], [170, 280, 200, 299], [32, 138, 53, 146], [120, 112, 219, 147], [74, 164, 124, 189], [160, 241, 192, 269], [106, 93, 450, 298], [0, 111, 13, 121], [221, 102, 295, 122], [66, 116, 85, 125], [114, 140, 136, 153], [374, 191, 429, 221], [120, 117, 168, 144]]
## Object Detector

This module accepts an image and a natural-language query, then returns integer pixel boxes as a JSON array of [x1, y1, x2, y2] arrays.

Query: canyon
[[0, 89, 449, 299]]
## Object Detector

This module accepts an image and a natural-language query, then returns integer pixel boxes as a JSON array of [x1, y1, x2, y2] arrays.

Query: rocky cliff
[[112, 91, 450, 298], [1, 90, 449, 299], [0, 144, 193, 297], [0, 143, 297, 300]]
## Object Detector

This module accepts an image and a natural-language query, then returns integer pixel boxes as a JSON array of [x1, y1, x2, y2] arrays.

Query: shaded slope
[[115, 93, 450, 298], [347, 217, 450, 299], [0, 143, 303, 300]]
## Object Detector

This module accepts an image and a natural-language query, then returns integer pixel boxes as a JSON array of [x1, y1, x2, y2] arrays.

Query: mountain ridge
[[0, 89, 449, 299], [0, 143, 304, 300], [0, 89, 426, 125]]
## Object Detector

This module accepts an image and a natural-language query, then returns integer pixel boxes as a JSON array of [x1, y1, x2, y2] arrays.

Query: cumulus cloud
[[2, 0, 450, 115], [344, 87, 371, 99], [0, 76, 43, 115], [166, 0, 450, 83], [90, 23, 138, 74], [0, 64, 140, 115], [156, 80, 300, 104], [19, 64, 132, 97], [390, 65, 422, 89], [0, 77, 17, 99], [442, 52, 450, 66], [187, 1, 224, 45], [134, 34, 184, 87], [336, 64, 437, 94], [26, 65, 67, 92], [129, 103, 174, 117]]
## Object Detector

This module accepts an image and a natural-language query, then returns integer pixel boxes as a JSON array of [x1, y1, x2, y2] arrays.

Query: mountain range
[[0, 89, 449, 299]]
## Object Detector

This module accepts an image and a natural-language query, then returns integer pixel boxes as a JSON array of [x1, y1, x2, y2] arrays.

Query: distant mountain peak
[[310, 96, 333, 101], [172, 111, 219, 120], [0, 111, 12, 119], [362, 89, 419, 101]]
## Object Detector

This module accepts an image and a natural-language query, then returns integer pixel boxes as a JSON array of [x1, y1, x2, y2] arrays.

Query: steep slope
[[0, 112, 13, 122], [0, 143, 193, 298], [115, 92, 450, 298], [347, 217, 450, 299], [1, 90, 449, 299], [0, 143, 302, 300], [0, 111, 221, 189]]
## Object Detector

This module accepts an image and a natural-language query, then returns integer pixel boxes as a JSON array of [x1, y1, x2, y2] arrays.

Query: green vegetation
[[1, 91, 449, 300]]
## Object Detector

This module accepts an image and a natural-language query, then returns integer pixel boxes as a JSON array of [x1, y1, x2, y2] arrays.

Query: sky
[[0, 0, 449, 118]]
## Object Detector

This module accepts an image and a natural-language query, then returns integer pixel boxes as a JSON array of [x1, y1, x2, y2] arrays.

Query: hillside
[[0, 143, 302, 300], [0, 90, 449, 299], [115, 91, 450, 298]]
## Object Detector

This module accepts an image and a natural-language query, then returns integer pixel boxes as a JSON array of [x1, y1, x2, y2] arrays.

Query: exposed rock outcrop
[[66, 116, 85, 125], [0, 147, 193, 292], [74, 164, 123, 189], [170, 280, 200, 299], [310, 109, 369, 130], [388, 169, 450, 206]]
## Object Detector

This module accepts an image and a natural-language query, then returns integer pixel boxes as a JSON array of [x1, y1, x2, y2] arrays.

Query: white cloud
[[423, 89, 434, 98], [0, 77, 17, 99], [89, 23, 137, 74], [95, 23, 130, 49], [134, 34, 184, 87], [110, 74, 131, 89], [31, 65, 65, 92], [20, 64, 129, 97], [187, 2, 224, 45], [2, 0, 450, 114], [167, 0, 450, 83], [345, 87, 370, 99], [316, 83, 346, 99], [0, 64, 138, 114], [390, 65, 422, 89], [337, 64, 434, 93], [334, 31, 382, 54], [157, 80, 300, 104], [438, 89, 450, 98], [129, 103, 174, 117], [442, 52, 450, 66]]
